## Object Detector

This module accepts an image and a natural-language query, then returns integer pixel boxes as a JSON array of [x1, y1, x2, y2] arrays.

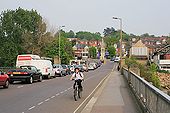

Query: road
[[0, 61, 114, 113]]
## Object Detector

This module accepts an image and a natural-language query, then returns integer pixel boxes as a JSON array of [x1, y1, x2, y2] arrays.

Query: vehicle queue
[[0, 54, 102, 89]]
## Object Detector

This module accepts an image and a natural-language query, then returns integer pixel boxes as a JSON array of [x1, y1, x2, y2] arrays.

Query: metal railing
[[0, 67, 15, 73], [122, 68, 170, 113]]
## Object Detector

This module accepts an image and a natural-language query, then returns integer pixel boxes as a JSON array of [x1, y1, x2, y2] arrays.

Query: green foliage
[[43, 36, 73, 64], [75, 31, 101, 40], [65, 30, 75, 38], [125, 57, 137, 70], [0, 8, 44, 66], [103, 27, 129, 48], [107, 46, 116, 58], [138, 63, 161, 88], [89, 47, 97, 59]]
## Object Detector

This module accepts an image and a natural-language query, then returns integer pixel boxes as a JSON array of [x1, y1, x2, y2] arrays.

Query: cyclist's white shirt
[[73, 72, 84, 80]]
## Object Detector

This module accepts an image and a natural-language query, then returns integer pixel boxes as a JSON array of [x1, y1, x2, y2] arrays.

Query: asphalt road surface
[[0, 61, 115, 113]]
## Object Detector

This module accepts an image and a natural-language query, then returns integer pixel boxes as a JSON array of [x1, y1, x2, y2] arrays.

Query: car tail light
[[21, 72, 28, 74], [7, 72, 12, 75]]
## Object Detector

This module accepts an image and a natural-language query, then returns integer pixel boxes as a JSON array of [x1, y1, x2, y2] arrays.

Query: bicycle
[[73, 80, 83, 101]]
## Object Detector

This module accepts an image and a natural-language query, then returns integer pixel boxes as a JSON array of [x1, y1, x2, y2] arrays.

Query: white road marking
[[37, 102, 44, 105], [17, 86, 24, 88], [56, 93, 60, 96], [45, 98, 50, 102], [73, 70, 112, 113], [28, 106, 35, 110], [51, 96, 55, 99]]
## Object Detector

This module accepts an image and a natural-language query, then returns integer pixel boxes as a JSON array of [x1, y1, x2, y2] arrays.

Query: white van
[[31, 60, 55, 79], [16, 55, 55, 79]]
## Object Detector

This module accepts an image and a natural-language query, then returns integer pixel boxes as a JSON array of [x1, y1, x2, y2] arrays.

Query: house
[[79, 40, 102, 47], [152, 44, 170, 71], [130, 40, 149, 59], [141, 37, 167, 54], [72, 44, 89, 60]]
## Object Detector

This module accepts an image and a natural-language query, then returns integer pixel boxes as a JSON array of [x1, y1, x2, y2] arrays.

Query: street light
[[58, 26, 65, 64], [112, 17, 123, 70]]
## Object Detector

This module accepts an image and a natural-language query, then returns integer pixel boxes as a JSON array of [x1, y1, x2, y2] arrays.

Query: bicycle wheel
[[78, 88, 82, 99], [74, 87, 78, 101]]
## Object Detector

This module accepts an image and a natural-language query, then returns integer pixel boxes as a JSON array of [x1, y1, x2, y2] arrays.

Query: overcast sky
[[0, 0, 170, 36]]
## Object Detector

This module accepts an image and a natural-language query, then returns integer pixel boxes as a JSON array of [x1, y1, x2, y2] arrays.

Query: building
[[152, 45, 170, 71], [72, 44, 89, 60], [130, 40, 149, 59], [79, 39, 102, 47], [141, 37, 167, 54]]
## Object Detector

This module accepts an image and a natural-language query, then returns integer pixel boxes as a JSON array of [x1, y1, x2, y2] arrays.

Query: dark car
[[110, 57, 115, 61], [0, 71, 10, 88], [74, 65, 84, 72], [61, 64, 69, 75], [7, 66, 42, 84]]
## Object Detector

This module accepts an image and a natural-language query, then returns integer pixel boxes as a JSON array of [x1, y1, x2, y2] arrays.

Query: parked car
[[61, 64, 69, 75], [67, 65, 74, 74], [74, 65, 84, 72], [0, 71, 10, 88], [16, 55, 55, 79], [88, 64, 95, 70], [82, 64, 88, 72], [53, 64, 66, 77], [7, 66, 42, 84], [89, 62, 97, 69], [110, 57, 115, 61], [114, 57, 120, 62]]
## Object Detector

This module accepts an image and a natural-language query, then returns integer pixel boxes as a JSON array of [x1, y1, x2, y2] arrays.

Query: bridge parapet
[[122, 68, 170, 113]]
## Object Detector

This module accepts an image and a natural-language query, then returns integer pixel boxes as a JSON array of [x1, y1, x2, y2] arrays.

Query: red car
[[0, 72, 9, 88]]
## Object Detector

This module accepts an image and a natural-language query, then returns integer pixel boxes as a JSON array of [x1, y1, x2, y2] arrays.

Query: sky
[[0, 0, 170, 36]]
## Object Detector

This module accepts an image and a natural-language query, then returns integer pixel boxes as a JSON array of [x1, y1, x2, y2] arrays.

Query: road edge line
[[73, 65, 114, 113]]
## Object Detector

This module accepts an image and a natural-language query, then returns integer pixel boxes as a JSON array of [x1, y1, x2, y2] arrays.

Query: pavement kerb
[[73, 65, 115, 113]]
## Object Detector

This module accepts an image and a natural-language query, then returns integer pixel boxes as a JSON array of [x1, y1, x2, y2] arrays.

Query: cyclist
[[70, 67, 84, 91]]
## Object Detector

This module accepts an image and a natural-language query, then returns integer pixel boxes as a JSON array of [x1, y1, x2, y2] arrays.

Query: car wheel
[[60, 73, 63, 77], [9, 80, 14, 84], [28, 77, 33, 84], [38, 76, 42, 82], [3, 80, 9, 88]]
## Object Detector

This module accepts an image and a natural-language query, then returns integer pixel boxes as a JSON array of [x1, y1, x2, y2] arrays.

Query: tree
[[0, 8, 54, 66], [89, 47, 97, 59], [66, 30, 75, 38], [103, 27, 115, 36], [43, 36, 73, 64], [75, 31, 101, 40], [107, 46, 116, 58]]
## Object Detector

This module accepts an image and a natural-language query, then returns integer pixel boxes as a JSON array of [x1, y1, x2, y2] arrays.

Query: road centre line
[[28, 106, 35, 110], [45, 98, 50, 102], [51, 96, 55, 99], [21, 71, 102, 113], [37, 102, 44, 105]]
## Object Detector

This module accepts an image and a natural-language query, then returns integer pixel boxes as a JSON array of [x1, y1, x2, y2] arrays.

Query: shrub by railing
[[122, 68, 170, 113]]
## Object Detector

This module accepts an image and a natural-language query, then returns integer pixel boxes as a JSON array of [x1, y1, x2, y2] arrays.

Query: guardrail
[[122, 68, 170, 113], [0, 67, 14, 73]]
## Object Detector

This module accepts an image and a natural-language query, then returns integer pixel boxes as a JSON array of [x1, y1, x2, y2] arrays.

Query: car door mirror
[[1, 72, 4, 75]]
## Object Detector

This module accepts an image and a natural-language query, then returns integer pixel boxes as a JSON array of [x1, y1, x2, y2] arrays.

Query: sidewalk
[[81, 69, 142, 113]]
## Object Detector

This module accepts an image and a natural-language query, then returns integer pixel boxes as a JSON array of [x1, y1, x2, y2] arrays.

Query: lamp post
[[58, 26, 65, 64], [113, 17, 123, 70]]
